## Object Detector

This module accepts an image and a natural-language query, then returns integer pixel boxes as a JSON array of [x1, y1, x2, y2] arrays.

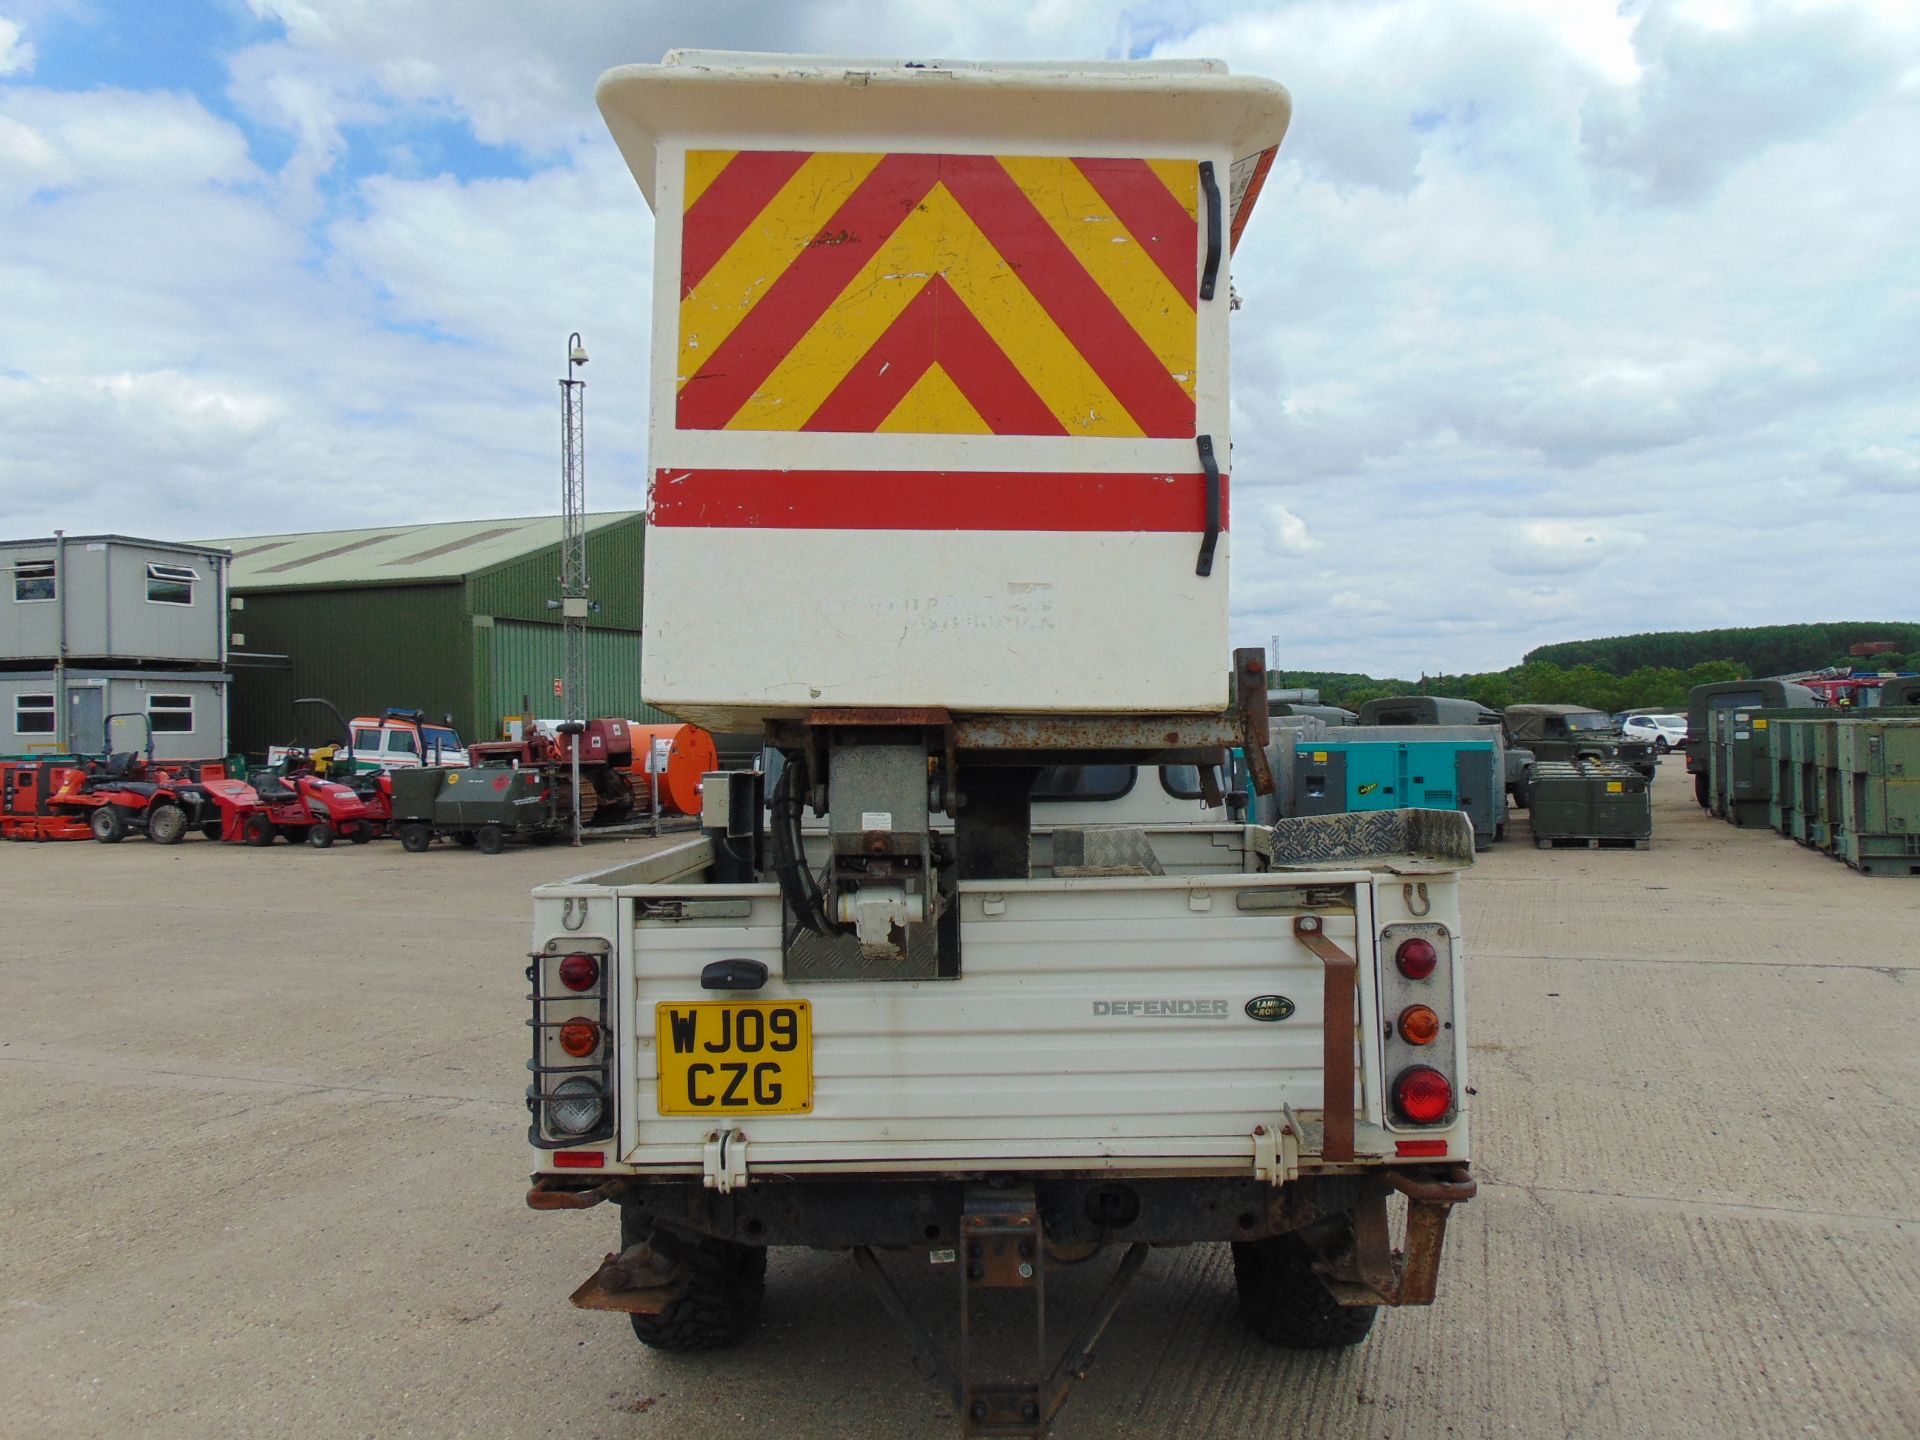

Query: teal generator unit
[[1292, 732, 1503, 850]]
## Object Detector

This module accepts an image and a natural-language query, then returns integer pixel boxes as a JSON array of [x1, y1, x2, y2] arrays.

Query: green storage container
[[1813, 721, 1846, 852], [1718, 706, 1920, 830], [1767, 719, 1797, 836], [1788, 722, 1822, 846], [1835, 719, 1920, 876], [1528, 760, 1652, 848]]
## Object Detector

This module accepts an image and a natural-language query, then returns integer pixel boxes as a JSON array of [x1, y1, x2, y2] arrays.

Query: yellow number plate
[[654, 1000, 812, 1115]]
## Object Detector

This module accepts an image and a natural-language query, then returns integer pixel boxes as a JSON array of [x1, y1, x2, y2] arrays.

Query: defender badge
[[1245, 995, 1296, 1022]]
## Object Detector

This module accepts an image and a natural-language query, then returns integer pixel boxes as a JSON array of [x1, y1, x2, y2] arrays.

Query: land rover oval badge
[[1245, 995, 1296, 1022]]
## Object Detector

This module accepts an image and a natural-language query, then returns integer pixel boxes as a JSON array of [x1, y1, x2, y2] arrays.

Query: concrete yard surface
[[2, 769, 1915, 1438]]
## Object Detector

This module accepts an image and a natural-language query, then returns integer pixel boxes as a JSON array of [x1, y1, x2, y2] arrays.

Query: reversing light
[[1392, 1065, 1453, 1125], [547, 1076, 604, 1136], [557, 952, 599, 992], [1395, 937, 1438, 980], [558, 1017, 600, 1057], [1397, 1004, 1442, 1045]]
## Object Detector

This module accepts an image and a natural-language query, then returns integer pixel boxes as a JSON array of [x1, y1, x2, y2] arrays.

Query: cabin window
[[146, 562, 200, 605], [12, 560, 55, 603], [14, 693, 55, 734], [1030, 765, 1137, 803], [148, 693, 194, 733]]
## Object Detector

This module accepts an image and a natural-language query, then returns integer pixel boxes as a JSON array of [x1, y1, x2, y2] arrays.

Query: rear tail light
[[1395, 937, 1438, 979], [1392, 1065, 1453, 1125], [558, 1017, 600, 1057], [529, 939, 613, 1150], [1396, 1004, 1441, 1045]]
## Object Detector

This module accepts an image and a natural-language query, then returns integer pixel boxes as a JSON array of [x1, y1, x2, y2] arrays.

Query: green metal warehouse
[[206, 513, 664, 756]]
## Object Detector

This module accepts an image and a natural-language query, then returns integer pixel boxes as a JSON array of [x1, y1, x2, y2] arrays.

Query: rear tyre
[[398, 823, 432, 853], [453, 831, 478, 848], [308, 821, 335, 848], [1655, 737, 1671, 754], [620, 1206, 766, 1352], [1231, 1233, 1378, 1349], [475, 823, 504, 855], [346, 823, 373, 844], [147, 803, 188, 845], [91, 806, 127, 844], [201, 821, 224, 841], [242, 813, 275, 846], [1693, 772, 1710, 808]]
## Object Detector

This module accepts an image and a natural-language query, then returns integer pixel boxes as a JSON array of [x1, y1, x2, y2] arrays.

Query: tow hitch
[[850, 1183, 1150, 1440]]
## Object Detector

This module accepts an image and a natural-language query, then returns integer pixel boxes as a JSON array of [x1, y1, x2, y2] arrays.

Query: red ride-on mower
[[279, 698, 394, 845], [48, 714, 200, 844], [276, 755, 386, 846]]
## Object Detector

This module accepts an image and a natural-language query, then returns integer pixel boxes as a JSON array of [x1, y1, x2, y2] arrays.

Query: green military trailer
[[1835, 719, 1920, 876], [389, 765, 563, 854], [1685, 679, 1815, 810], [1527, 760, 1652, 849]]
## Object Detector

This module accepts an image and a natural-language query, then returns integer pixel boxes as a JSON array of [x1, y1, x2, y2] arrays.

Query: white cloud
[[0, 87, 257, 200], [1262, 502, 1321, 555], [0, 17, 33, 77]]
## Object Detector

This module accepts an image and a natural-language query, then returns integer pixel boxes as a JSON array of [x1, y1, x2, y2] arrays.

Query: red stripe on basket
[[650, 468, 1227, 532]]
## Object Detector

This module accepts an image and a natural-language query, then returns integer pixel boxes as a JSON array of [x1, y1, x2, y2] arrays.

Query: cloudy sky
[[0, 0, 1914, 675]]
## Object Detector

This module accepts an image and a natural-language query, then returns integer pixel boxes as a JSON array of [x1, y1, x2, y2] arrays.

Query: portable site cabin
[[597, 52, 1292, 729], [1, 534, 231, 760]]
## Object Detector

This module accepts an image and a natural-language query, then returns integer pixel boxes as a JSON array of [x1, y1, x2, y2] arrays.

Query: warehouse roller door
[[484, 620, 668, 731]]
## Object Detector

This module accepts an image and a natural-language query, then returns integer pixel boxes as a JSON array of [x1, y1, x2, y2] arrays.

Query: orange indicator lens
[[1397, 1004, 1442, 1045]]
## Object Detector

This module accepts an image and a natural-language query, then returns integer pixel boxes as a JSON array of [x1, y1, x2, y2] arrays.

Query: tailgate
[[619, 874, 1384, 1172]]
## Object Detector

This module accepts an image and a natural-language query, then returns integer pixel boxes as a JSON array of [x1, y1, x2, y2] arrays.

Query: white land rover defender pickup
[[525, 52, 1474, 1437]]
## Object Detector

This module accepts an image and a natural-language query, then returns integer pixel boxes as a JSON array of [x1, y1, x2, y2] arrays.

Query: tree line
[[1522, 623, 1920, 678], [1273, 660, 1750, 715], [1272, 623, 1917, 715]]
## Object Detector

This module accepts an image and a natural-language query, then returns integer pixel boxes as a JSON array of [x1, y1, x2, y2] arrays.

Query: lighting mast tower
[[560, 332, 590, 844]]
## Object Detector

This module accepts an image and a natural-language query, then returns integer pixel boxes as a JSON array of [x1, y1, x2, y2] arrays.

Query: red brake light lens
[[557, 952, 599, 992], [1395, 937, 1438, 980], [558, 1017, 600, 1057], [1392, 1065, 1454, 1125]]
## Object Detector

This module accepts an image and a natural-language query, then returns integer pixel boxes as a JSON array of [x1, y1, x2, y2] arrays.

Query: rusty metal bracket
[[568, 1240, 693, 1315], [1321, 1165, 1475, 1309], [1233, 647, 1276, 797], [1293, 915, 1357, 1162]]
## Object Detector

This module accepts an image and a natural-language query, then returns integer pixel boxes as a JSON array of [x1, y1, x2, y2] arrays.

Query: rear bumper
[[529, 1164, 1474, 1305]]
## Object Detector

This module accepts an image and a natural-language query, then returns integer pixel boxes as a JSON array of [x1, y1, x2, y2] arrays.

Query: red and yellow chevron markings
[[676, 150, 1200, 438]]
